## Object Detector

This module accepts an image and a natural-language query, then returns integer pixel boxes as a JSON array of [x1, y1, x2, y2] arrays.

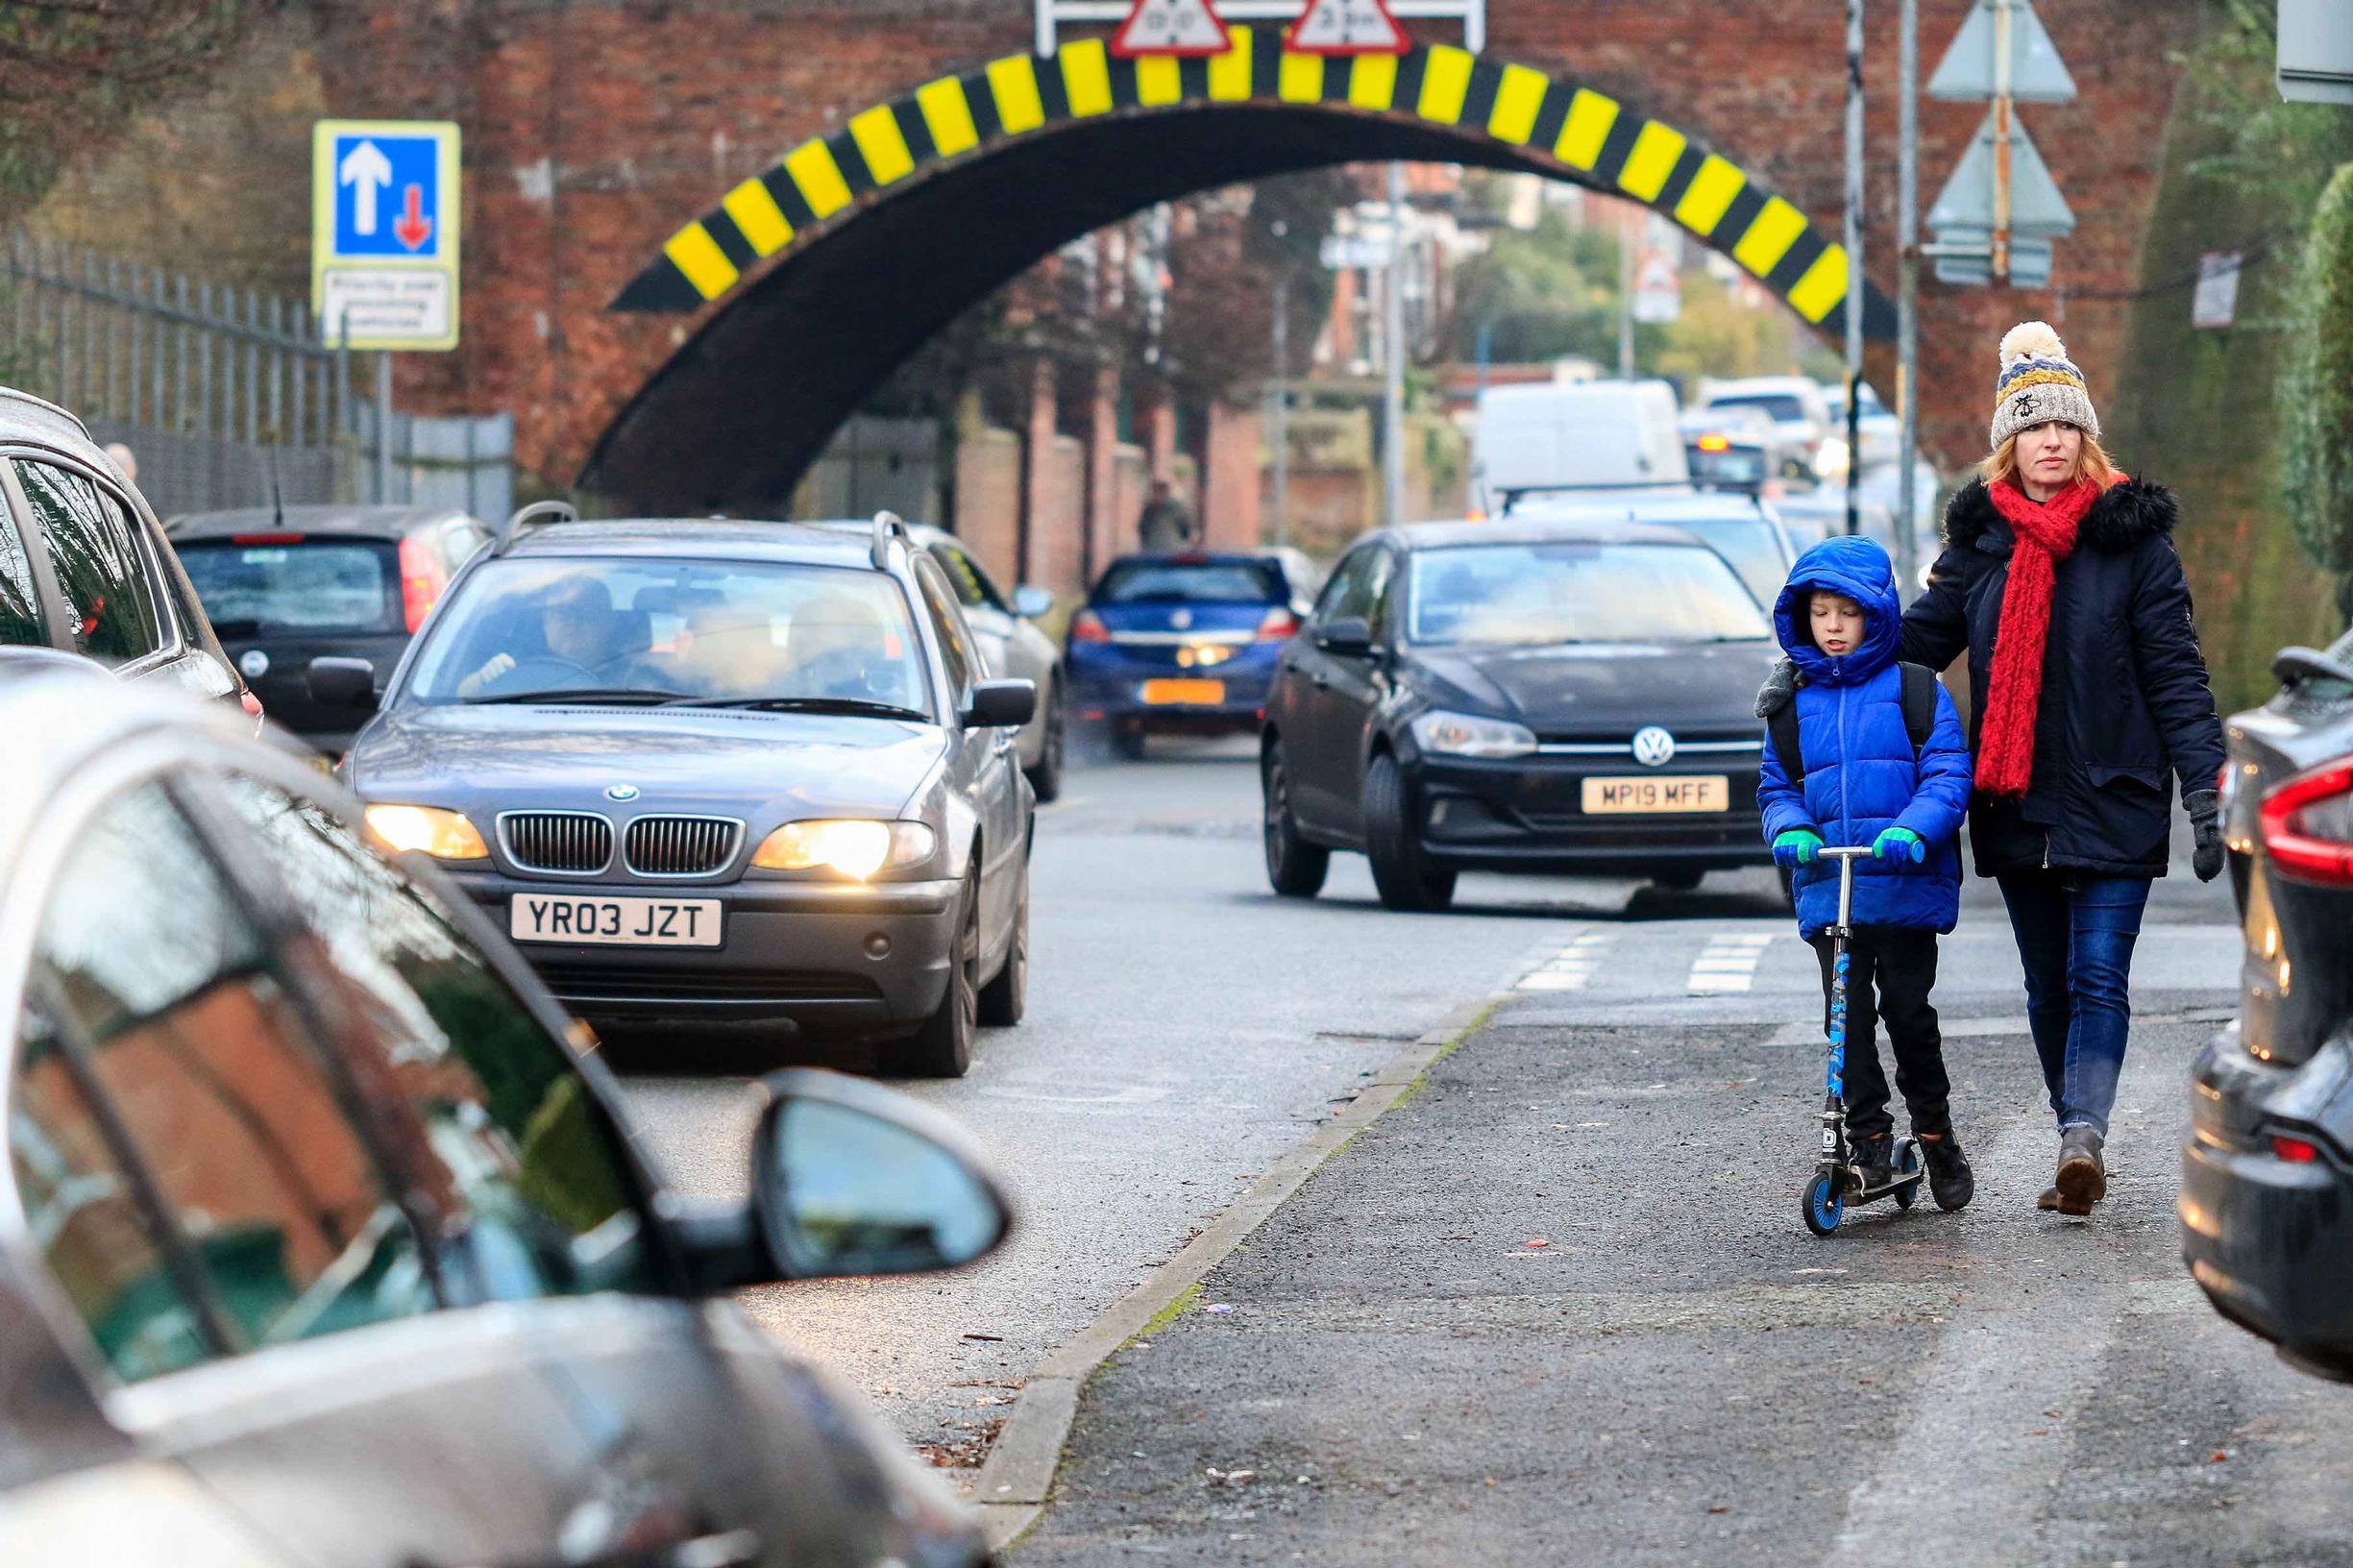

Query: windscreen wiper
[[465, 687, 692, 705], [674, 695, 931, 721]]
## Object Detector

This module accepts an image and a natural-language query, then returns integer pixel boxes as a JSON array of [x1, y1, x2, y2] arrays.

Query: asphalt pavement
[[617, 738, 1749, 1464], [1008, 825, 2343, 1565]]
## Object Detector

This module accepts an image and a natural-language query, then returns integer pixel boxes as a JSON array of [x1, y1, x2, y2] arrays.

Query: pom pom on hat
[[1999, 320, 2067, 369]]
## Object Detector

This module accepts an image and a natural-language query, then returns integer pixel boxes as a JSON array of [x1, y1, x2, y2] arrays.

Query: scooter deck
[[1844, 1169, 1925, 1206]]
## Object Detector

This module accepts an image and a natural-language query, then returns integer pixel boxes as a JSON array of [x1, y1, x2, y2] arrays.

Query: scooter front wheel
[[1802, 1171, 1844, 1236], [1892, 1139, 1922, 1211]]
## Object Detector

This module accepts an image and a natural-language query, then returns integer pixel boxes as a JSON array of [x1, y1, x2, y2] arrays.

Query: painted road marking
[[1516, 929, 1613, 992], [1689, 932, 1776, 993]]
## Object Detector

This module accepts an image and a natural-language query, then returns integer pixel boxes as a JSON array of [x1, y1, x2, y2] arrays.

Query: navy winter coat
[[1758, 535, 1973, 939], [1900, 479, 2225, 878]]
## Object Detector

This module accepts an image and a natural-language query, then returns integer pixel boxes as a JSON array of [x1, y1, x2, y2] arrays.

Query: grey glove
[[1755, 656, 1801, 720], [2186, 788, 2224, 883]]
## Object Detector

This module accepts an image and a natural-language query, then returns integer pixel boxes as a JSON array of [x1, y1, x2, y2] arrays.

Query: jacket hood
[[1774, 534, 1901, 687], [1942, 477, 2179, 556]]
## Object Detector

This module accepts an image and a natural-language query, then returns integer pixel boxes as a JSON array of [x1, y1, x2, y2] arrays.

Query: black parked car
[[327, 512, 1036, 1076], [0, 668, 1006, 1567], [1261, 517, 1779, 912], [2182, 629, 2353, 1381], [0, 386, 251, 712], [167, 503, 491, 753]]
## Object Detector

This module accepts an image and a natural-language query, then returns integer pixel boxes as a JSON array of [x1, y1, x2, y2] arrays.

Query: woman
[[1764, 322, 2226, 1215]]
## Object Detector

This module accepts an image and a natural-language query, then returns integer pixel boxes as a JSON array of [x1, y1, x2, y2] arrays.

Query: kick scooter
[[1802, 845, 1924, 1236]]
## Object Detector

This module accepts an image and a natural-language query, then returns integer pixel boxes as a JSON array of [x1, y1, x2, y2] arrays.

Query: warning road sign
[[1110, 0, 1231, 57], [1287, 0, 1409, 55]]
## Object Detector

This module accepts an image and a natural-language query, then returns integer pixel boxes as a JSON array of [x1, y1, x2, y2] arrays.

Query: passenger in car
[[780, 594, 896, 701]]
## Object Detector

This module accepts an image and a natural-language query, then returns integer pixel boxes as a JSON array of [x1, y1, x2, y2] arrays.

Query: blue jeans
[[1996, 870, 2153, 1138]]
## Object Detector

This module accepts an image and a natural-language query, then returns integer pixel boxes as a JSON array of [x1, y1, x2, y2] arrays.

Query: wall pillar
[[1083, 359, 1120, 590], [1201, 400, 1263, 551], [1017, 355, 1057, 585]]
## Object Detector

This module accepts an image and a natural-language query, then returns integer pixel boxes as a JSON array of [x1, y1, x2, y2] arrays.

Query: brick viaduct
[[315, 1, 2202, 523]]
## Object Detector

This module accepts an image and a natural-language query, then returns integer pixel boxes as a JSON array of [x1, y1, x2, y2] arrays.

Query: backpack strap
[[1767, 698, 1805, 789], [1898, 662, 1937, 757]]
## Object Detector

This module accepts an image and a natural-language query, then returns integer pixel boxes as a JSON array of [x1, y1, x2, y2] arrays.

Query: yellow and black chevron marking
[[611, 31, 1892, 339]]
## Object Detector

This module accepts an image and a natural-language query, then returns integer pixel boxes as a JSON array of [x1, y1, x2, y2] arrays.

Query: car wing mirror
[[1012, 585, 1054, 619], [306, 655, 380, 711], [964, 678, 1036, 729], [738, 1068, 1010, 1283], [1315, 616, 1373, 656]]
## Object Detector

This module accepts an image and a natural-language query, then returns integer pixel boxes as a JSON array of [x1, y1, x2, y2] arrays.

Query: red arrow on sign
[[393, 184, 433, 251]]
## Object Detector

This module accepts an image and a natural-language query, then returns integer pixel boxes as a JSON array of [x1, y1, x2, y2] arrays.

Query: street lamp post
[[1269, 268, 1289, 550], [1384, 160, 1408, 530], [1897, 0, 1922, 597], [1844, 0, 1865, 538]]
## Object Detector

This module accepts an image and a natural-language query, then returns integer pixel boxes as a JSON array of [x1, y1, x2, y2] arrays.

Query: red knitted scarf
[[1976, 475, 2118, 797]]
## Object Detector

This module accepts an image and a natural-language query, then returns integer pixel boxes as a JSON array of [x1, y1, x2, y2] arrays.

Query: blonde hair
[[1982, 429, 2120, 489]]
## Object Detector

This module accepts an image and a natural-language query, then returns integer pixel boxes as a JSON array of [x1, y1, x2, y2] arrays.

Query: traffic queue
[[0, 371, 2348, 1567]]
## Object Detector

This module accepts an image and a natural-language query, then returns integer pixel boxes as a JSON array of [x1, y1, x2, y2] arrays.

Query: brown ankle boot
[[2053, 1126, 2106, 1215]]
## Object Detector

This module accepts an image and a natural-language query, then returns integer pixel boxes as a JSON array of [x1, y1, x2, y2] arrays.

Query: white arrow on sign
[[338, 138, 393, 235]]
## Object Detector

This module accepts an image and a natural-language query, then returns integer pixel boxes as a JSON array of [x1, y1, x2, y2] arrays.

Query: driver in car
[[455, 575, 643, 698]]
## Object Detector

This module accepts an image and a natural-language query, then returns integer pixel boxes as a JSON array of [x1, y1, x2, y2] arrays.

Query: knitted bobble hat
[[1991, 320, 2099, 450]]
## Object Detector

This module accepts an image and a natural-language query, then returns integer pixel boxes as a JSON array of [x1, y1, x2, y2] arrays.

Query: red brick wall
[[316, 1, 2203, 490]]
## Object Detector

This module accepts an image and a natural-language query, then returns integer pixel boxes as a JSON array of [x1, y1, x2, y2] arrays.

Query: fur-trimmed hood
[[1942, 477, 2179, 556]]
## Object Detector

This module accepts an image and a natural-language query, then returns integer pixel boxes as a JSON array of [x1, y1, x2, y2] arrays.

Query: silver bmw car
[[321, 513, 1037, 1076]]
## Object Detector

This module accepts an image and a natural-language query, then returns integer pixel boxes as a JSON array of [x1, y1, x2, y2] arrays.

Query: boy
[[1758, 536, 1976, 1211]]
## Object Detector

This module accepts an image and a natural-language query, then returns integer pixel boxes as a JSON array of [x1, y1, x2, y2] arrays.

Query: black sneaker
[[1920, 1134, 1974, 1211], [1850, 1132, 1895, 1192]]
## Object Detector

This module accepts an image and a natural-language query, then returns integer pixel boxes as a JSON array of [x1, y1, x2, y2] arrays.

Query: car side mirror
[[1012, 585, 1054, 619], [965, 678, 1036, 729], [1316, 616, 1373, 656], [747, 1068, 1010, 1281], [307, 655, 379, 711]]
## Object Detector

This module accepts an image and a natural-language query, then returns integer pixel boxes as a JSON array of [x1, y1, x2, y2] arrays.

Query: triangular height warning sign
[[1287, 0, 1409, 56], [1111, 0, 1232, 58]]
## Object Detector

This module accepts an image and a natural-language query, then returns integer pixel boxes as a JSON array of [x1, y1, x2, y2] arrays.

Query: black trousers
[[1809, 926, 1951, 1141]]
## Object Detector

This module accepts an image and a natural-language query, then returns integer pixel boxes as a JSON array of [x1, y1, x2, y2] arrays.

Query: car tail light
[[2259, 763, 2353, 886], [399, 535, 448, 634], [1256, 607, 1300, 641], [1071, 609, 1111, 645], [2272, 1134, 2321, 1164]]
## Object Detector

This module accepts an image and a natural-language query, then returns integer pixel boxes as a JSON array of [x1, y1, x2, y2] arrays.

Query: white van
[[1471, 380, 1688, 502]]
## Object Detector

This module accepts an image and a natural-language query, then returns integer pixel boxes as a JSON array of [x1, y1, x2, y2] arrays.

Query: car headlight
[[363, 804, 489, 861], [1410, 709, 1537, 760], [751, 819, 937, 879]]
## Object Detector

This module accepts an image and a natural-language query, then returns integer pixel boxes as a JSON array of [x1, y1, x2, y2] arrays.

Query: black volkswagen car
[[326, 513, 1036, 1076], [1260, 517, 1779, 911], [167, 504, 492, 753], [2182, 630, 2353, 1381]]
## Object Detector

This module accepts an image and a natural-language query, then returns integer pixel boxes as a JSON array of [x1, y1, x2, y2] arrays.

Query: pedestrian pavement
[[1010, 991, 2353, 1563]]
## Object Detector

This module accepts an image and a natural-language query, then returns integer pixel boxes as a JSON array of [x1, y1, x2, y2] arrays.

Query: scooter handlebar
[[1816, 845, 1876, 861]]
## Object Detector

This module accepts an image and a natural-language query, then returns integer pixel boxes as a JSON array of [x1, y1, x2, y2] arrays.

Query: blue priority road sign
[[312, 120, 461, 351], [331, 129, 447, 258]]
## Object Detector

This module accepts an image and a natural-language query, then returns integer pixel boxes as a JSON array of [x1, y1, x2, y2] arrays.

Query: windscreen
[[1408, 542, 1772, 648], [401, 556, 932, 713], [179, 540, 402, 636], [1095, 559, 1285, 605], [1664, 514, 1785, 612], [1706, 393, 1808, 425]]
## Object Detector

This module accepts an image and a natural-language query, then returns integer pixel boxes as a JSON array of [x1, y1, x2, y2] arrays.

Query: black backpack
[[1766, 662, 1940, 787]]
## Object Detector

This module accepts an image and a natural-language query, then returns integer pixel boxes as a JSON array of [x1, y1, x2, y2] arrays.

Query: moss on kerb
[[1388, 995, 1503, 1112], [1128, 1283, 1203, 1347]]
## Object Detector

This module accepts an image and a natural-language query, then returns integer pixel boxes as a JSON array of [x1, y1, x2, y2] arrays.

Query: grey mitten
[[2186, 788, 2224, 883], [1754, 656, 1801, 720]]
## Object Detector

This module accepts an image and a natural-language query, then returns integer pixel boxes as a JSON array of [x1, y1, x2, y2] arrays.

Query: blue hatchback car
[[1066, 551, 1306, 758]]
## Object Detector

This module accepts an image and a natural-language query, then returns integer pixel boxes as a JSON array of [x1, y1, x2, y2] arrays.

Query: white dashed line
[[1688, 932, 1777, 993], [1515, 930, 1614, 993]]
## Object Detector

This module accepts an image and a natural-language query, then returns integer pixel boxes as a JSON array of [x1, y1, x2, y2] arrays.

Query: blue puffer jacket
[[1757, 535, 1973, 939]]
